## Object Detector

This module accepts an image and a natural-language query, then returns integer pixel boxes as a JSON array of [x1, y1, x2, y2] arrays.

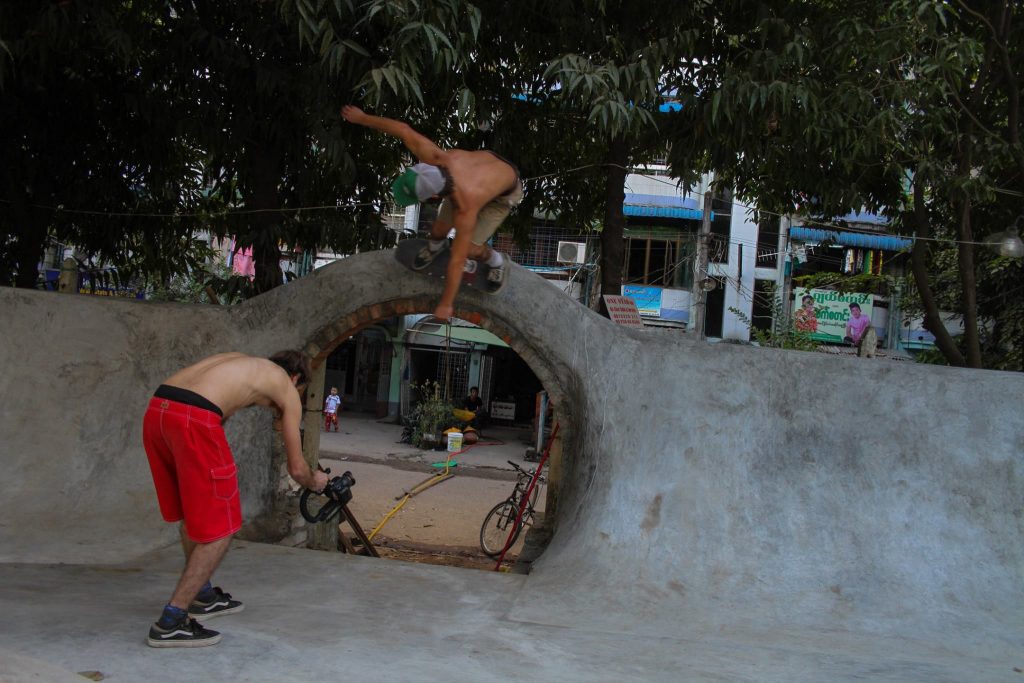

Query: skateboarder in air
[[341, 105, 523, 321]]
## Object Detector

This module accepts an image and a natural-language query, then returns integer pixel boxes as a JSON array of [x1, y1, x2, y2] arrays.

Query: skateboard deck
[[394, 238, 504, 294]]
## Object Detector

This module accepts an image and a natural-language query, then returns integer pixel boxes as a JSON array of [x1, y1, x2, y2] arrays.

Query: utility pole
[[689, 190, 713, 340], [774, 216, 791, 335], [304, 361, 337, 552], [58, 257, 78, 294]]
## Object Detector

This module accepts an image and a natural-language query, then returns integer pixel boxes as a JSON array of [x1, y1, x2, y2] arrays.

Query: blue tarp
[[790, 227, 913, 252]]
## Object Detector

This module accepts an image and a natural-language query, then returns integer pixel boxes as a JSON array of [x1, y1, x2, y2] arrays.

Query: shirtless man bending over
[[142, 350, 329, 648], [341, 105, 523, 321]]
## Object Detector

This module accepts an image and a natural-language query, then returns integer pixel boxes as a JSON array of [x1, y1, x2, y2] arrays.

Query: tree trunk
[[244, 144, 285, 295], [599, 135, 628, 299], [955, 199, 982, 368], [953, 113, 983, 368], [909, 180, 966, 367], [252, 233, 281, 294], [11, 200, 48, 289]]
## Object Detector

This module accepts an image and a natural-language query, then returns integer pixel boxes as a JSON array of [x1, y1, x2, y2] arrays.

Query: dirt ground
[[318, 456, 546, 571]]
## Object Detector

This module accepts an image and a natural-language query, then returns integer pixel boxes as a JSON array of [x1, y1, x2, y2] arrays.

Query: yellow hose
[[367, 469, 455, 541]]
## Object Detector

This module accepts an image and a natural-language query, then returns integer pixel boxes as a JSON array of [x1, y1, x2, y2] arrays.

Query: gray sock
[[486, 250, 504, 268]]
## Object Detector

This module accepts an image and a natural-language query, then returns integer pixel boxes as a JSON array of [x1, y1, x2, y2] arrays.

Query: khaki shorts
[[437, 181, 524, 245]]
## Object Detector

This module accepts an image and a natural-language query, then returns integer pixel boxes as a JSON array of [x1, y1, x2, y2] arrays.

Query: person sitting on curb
[[142, 350, 328, 648], [341, 105, 523, 321], [463, 386, 488, 431]]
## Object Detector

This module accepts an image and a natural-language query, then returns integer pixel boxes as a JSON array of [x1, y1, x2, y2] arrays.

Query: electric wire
[[2, 160, 1012, 249]]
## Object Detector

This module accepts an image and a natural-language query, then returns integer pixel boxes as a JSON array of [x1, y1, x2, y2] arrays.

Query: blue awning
[[790, 227, 913, 251], [623, 193, 705, 220]]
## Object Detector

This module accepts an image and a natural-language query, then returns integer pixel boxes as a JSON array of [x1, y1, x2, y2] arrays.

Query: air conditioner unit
[[556, 241, 587, 264]]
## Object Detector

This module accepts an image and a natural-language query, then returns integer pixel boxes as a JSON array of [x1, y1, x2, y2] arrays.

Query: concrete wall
[[1, 249, 1020, 658], [0, 290, 275, 562]]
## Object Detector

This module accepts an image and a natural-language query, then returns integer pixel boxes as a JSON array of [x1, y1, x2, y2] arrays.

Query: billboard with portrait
[[793, 288, 872, 343]]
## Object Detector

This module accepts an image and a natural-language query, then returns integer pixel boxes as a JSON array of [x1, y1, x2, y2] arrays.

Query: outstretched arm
[[342, 105, 446, 166]]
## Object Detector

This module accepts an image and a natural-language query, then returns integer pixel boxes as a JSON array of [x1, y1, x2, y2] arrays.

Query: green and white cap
[[391, 163, 446, 207]]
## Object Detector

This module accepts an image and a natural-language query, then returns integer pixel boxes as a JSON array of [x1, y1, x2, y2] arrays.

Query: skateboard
[[394, 238, 505, 293]]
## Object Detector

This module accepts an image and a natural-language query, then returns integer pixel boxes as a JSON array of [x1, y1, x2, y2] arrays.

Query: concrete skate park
[[1, 250, 1021, 682]]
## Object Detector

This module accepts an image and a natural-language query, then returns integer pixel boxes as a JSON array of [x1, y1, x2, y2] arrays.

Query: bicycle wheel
[[480, 501, 523, 557]]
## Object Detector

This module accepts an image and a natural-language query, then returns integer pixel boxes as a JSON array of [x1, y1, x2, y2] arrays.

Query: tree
[[662, 0, 1024, 369], [1, 1, 477, 292], [0, 1, 214, 288], [291, 0, 707, 305], [151, 0, 419, 293], [507, 1, 702, 298]]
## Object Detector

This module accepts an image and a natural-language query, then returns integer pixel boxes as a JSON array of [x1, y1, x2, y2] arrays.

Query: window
[[751, 279, 776, 334], [622, 237, 694, 288], [756, 216, 779, 268], [710, 188, 732, 264]]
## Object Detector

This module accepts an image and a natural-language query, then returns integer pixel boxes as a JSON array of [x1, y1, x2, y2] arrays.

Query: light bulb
[[997, 228, 1024, 258], [988, 221, 1024, 258]]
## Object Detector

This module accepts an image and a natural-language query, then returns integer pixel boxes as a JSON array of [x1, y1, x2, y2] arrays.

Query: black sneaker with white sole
[[189, 586, 244, 620], [147, 616, 221, 648]]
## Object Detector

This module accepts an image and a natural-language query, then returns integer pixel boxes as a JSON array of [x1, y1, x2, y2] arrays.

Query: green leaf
[[342, 39, 369, 57]]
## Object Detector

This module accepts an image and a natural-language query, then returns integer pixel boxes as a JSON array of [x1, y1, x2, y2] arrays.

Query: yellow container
[[452, 408, 476, 422]]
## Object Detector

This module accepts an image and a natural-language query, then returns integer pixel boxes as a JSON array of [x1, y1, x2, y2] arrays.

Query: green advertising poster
[[793, 288, 873, 343]]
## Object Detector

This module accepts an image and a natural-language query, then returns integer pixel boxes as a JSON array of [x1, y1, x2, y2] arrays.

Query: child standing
[[323, 387, 341, 432]]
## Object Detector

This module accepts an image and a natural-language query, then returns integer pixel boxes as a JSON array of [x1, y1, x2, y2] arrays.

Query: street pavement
[[313, 411, 548, 556], [316, 411, 540, 478]]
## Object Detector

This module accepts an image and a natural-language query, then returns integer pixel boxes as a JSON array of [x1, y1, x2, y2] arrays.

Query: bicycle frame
[[479, 461, 545, 558]]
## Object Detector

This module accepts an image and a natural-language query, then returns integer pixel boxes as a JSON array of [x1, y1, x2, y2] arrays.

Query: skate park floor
[[1, 540, 1019, 682]]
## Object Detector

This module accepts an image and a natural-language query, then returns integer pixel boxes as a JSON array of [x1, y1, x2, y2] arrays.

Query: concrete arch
[[1, 248, 1022, 674], [299, 295, 576, 422]]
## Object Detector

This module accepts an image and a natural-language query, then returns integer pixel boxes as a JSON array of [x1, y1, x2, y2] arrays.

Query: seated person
[[463, 386, 488, 429]]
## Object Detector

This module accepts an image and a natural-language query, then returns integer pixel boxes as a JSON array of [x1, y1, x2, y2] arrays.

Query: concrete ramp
[[0, 249, 1021, 678]]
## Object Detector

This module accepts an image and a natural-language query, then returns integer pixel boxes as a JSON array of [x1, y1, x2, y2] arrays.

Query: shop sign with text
[[793, 288, 872, 342]]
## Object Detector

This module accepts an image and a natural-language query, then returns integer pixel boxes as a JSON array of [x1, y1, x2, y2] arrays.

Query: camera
[[323, 471, 355, 504], [299, 468, 356, 524]]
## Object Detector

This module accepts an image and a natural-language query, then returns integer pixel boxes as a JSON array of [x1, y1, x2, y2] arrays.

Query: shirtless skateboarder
[[341, 105, 523, 321], [142, 350, 329, 648]]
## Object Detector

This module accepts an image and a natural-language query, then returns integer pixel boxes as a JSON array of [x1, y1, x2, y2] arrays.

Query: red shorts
[[143, 396, 242, 543]]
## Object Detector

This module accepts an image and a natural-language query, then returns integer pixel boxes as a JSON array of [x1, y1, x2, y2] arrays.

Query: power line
[[0, 197, 379, 219], [1, 160, 1012, 250]]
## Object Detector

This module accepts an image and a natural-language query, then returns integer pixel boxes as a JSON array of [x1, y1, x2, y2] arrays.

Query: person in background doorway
[[463, 386, 488, 430], [794, 294, 818, 334], [324, 386, 341, 432], [844, 302, 872, 345], [142, 351, 328, 648]]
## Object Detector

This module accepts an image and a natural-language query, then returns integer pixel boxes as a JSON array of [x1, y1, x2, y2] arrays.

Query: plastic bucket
[[446, 431, 463, 452]]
